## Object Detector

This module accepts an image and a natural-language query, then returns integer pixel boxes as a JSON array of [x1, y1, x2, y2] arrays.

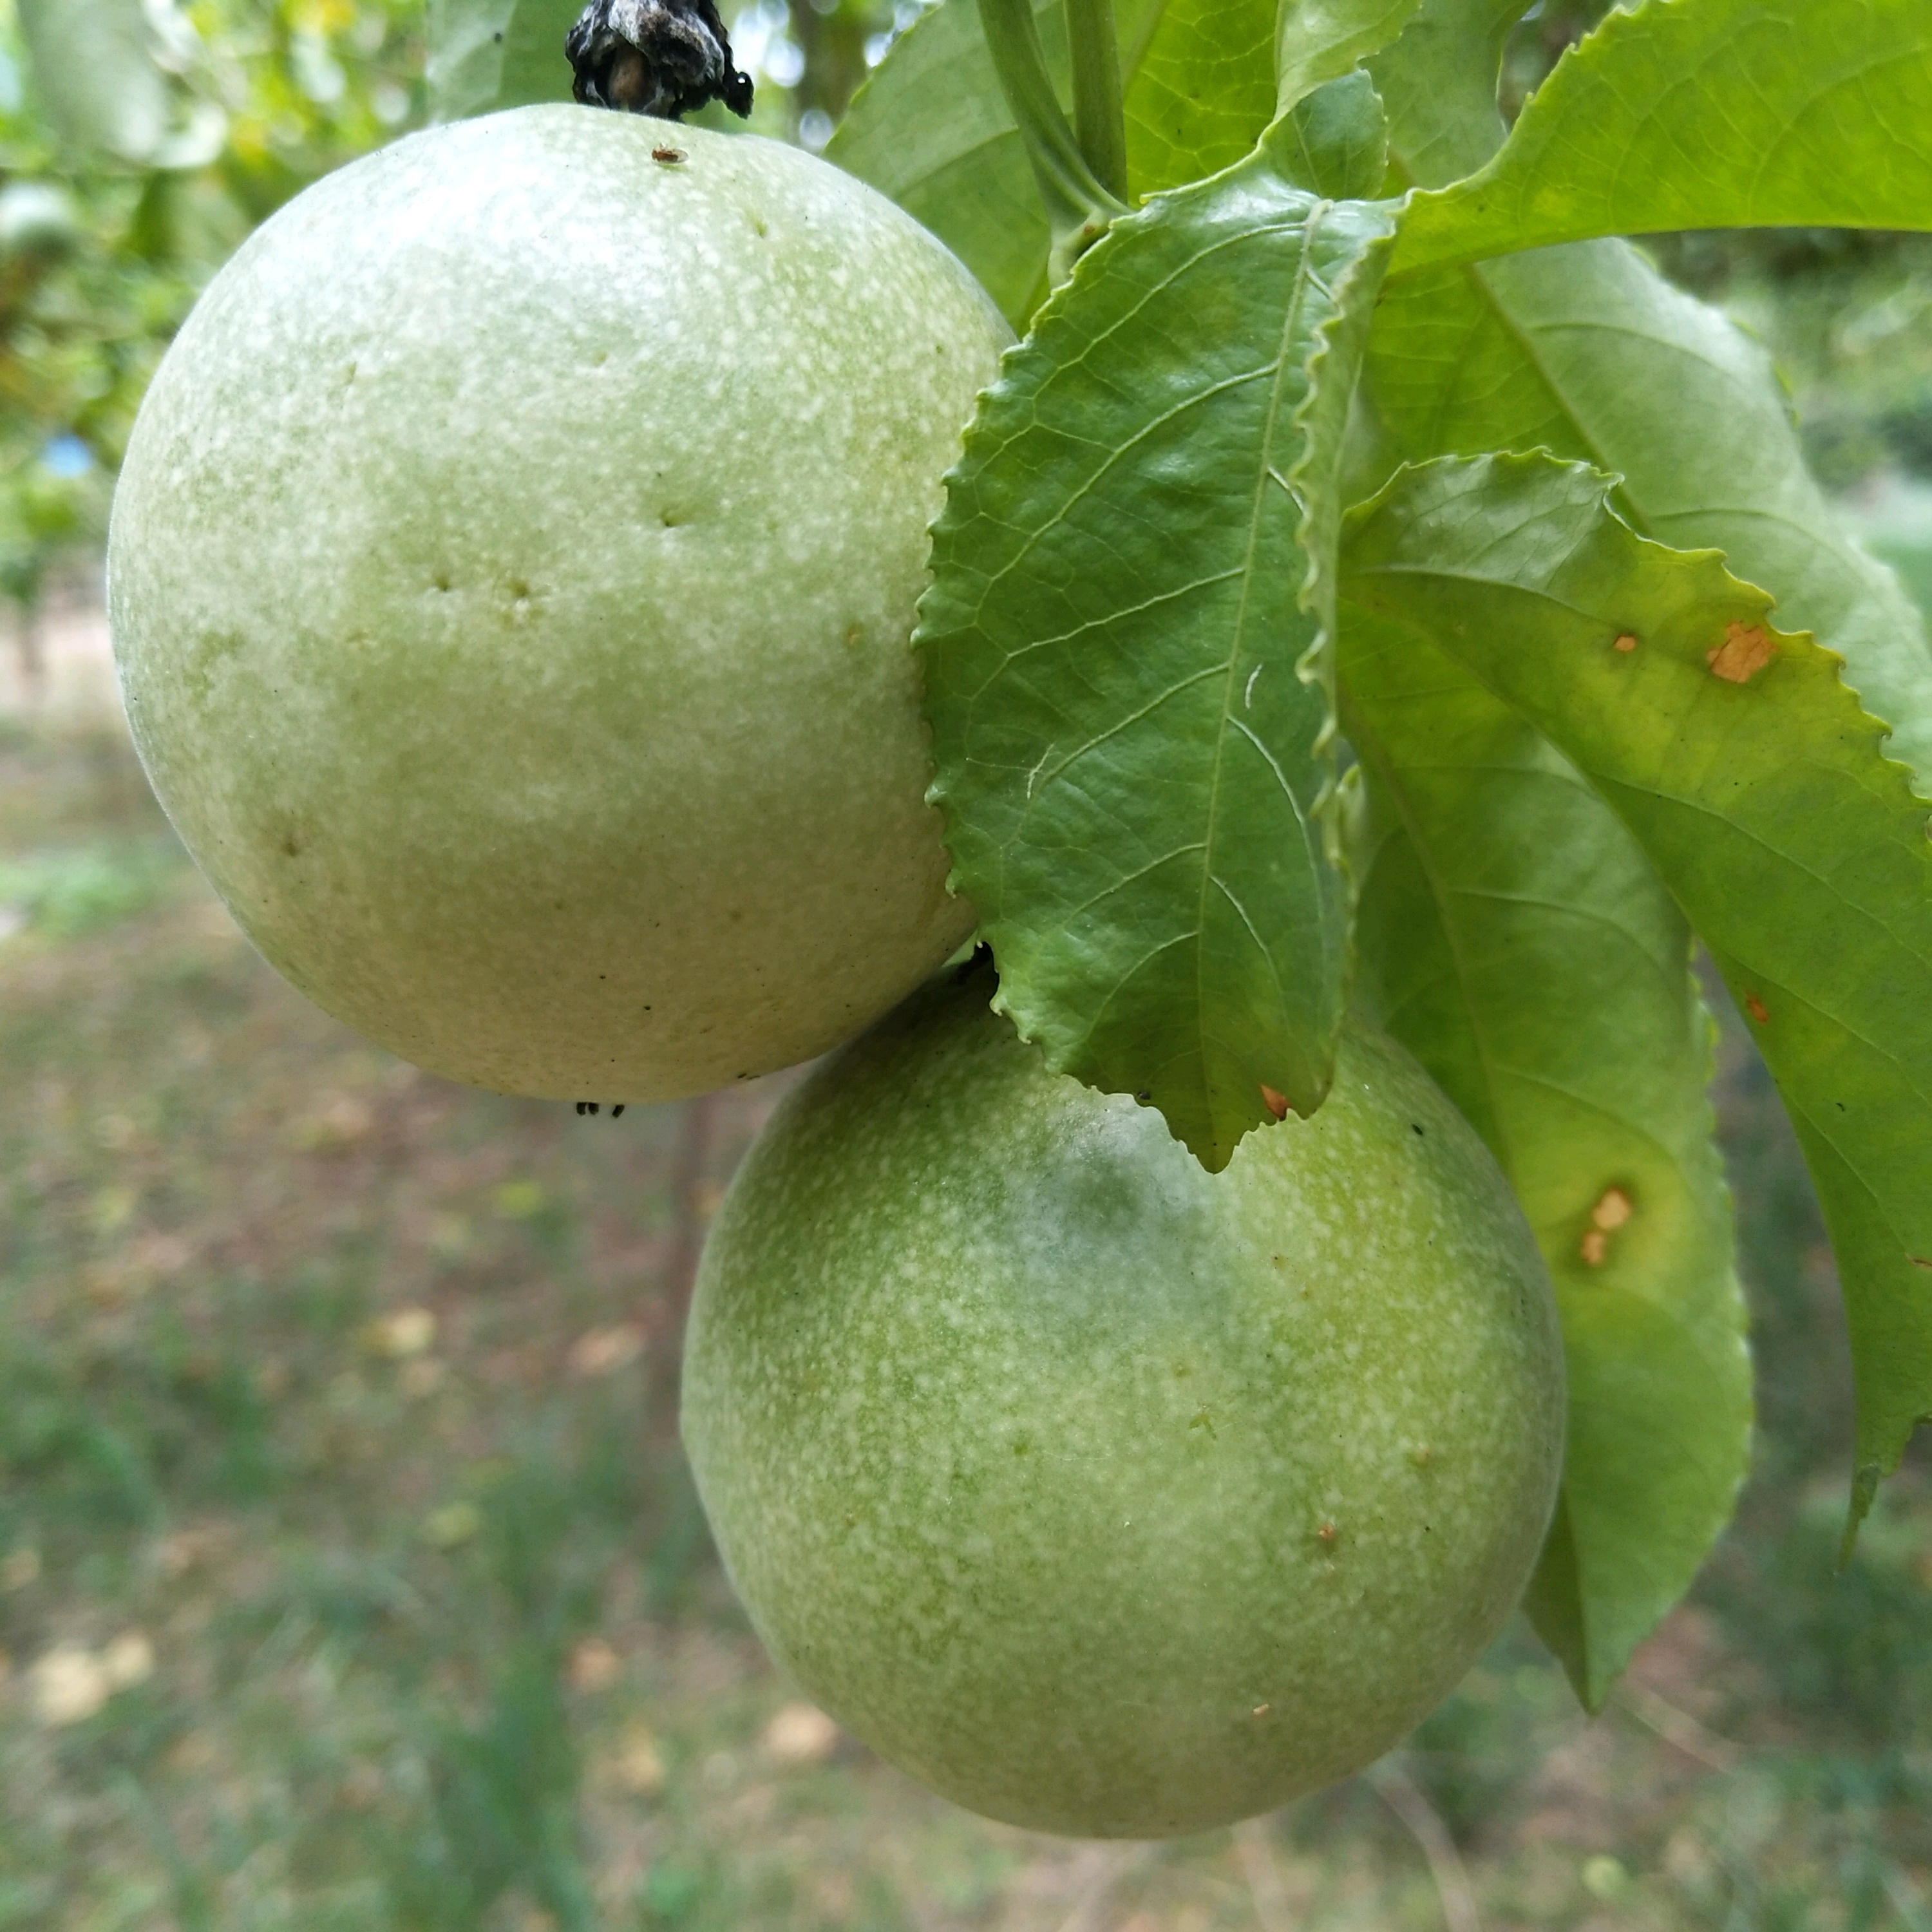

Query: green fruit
[[108, 106, 1007, 1101], [683, 967, 1566, 1838]]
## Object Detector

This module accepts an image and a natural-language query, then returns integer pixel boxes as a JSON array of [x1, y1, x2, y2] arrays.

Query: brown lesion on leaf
[[1746, 994, 1770, 1025], [1613, 632, 1638, 654], [1591, 1186, 1633, 1231], [1579, 1185, 1634, 1267], [1259, 1084, 1289, 1122], [1707, 621, 1776, 684], [1911, 1256, 1932, 1272]]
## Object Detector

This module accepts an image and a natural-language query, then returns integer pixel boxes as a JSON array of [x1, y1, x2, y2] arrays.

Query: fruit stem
[[1065, 0, 1128, 202], [976, 0, 1128, 286]]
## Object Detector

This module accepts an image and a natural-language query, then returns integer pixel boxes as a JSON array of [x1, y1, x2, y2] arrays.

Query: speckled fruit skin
[[683, 968, 1566, 1839], [107, 106, 1007, 1101]]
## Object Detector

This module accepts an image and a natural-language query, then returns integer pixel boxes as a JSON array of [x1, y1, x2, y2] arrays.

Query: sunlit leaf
[[1395, 0, 1932, 276], [1365, 1, 1932, 797], [1341, 453, 1932, 1531], [1274, 0, 1423, 115], [1342, 607, 1750, 1708], [1122, 0, 1277, 196], [920, 120, 1396, 1170], [1279, 70, 1387, 202]]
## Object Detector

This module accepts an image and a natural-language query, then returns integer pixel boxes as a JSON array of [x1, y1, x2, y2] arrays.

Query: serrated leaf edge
[[1390, 0, 1932, 278], [913, 133, 1396, 1148], [1346, 448, 1932, 1544]]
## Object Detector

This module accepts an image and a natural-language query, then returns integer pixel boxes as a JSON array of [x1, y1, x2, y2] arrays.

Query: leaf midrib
[[1190, 197, 1332, 1138]]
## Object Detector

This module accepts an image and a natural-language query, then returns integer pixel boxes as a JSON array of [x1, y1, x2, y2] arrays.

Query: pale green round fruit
[[108, 106, 1007, 1101], [683, 967, 1566, 1838]]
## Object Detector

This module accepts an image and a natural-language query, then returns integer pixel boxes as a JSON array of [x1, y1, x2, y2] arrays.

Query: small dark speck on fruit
[[1315, 1522, 1338, 1546], [1411, 1122, 1424, 1135], [612, 1104, 625, 1117], [492, 27, 502, 39], [282, 832, 300, 858], [433, 573, 452, 592], [1136, 1090, 1151, 1102]]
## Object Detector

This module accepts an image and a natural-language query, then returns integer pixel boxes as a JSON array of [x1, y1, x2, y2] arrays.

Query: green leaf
[[1394, 0, 1932, 277], [831, 0, 1415, 326], [1340, 452, 1932, 1519], [826, 0, 1059, 325], [919, 122, 1396, 1170], [1363, 0, 1521, 187], [1363, 8, 1932, 793], [1280, 70, 1388, 201], [19, 0, 170, 164], [1122, 0, 1278, 196], [1341, 609, 1750, 1708], [428, 0, 578, 122], [1275, 0, 1425, 116]]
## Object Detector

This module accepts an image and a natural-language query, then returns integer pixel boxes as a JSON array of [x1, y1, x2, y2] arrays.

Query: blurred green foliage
[[0, 0, 426, 614]]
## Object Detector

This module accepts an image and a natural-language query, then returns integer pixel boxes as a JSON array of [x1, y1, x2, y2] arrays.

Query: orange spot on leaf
[[1260, 1084, 1289, 1121], [1747, 994, 1770, 1025], [1613, 632, 1638, 653], [1707, 621, 1776, 684], [1591, 1186, 1633, 1232], [1315, 1521, 1338, 1546], [1580, 1229, 1609, 1267]]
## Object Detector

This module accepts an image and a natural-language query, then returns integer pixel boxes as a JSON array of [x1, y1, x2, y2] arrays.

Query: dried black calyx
[[565, 0, 753, 120]]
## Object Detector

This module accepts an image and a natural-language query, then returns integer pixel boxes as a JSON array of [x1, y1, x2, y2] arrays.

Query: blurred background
[[5, 0, 1932, 1925]]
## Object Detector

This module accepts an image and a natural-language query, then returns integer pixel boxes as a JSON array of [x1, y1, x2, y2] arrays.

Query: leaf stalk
[[1064, 0, 1128, 202], [976, 0, 1128, 285]]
